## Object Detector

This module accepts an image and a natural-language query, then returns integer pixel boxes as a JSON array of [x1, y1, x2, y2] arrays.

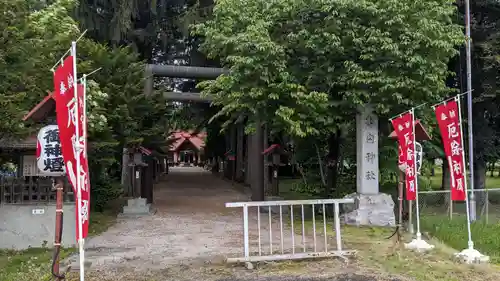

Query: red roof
[[23, 91, 56, 122], [389, 119, 431, 141], [139, 146, 152, 156], [168, 131, 206, 151]]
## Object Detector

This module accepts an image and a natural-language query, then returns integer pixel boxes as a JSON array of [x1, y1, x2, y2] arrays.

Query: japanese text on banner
[[36, 125, 65, 176], [434, 100, 466, 201], [53, 56, 90, 240], [391, 112, 416, 200]]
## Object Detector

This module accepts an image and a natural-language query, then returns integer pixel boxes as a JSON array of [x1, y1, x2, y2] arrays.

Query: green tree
[[0, 0, 180, 209], [195, 0, 463, 136], [452, 0, 500, 210], [194, 0, 463, 195]]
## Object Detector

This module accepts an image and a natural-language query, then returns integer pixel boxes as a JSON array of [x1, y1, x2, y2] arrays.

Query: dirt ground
[[63, 167, 500, 281]]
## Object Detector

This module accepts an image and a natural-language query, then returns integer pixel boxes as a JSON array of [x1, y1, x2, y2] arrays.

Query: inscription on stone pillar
[[356, 106, 379, 195]]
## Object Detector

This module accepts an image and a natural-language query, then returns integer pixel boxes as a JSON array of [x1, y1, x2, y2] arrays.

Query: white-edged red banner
[[391, 112, 416, 201], [53, 55, 90, 240], [434, 99, 466, 201]]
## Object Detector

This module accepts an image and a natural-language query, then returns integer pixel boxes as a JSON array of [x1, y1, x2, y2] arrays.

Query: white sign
[[37, 125, 65, 176], [32, 209, 45, 215], [356, 106, 379, 194], [415, 142, 423, 175]]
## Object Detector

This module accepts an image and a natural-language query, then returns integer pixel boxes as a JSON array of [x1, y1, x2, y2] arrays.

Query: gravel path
[[82, 166, 251, 270], [65, 167, 407, 281]]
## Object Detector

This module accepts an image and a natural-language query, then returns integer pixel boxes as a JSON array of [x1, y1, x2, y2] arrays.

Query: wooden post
[[140, 162, 154, 204], [52, 177, 65, 281], [396, 170, 403, 241]]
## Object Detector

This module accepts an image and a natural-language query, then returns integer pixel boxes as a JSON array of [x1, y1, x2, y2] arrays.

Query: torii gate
[[144, 65, 266, 201]]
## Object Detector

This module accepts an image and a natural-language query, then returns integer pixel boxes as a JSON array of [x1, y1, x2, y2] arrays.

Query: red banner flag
[[434, 99, 466, 201], [391, 112, 417, 200], [53, 56, 90, 240]]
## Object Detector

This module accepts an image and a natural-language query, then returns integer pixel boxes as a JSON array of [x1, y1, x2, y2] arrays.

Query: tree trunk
[[441, 158, 450, 190], [326, 129, 342, 198], [211, 156, 219, 174], [474, 158, 487, 218], [315, 143, 327, 187], [441, 158, 451, 205]]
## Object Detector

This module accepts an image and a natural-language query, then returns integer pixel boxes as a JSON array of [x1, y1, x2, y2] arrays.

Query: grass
[[0, 209, 118, 281], [341, 226, 500, 281], [280, 172, 500, 269], [421, 215, 500, 263], [0, 247, 75, 281], [287, 218, 500, 281]]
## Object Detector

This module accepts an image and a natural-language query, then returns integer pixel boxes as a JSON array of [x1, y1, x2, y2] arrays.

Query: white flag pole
[[71, 40, 85, 281], [412, 109, 422, 239], [455, 95, 489, 263], [82, 74, 87, 152], [404, 108, 434, 251], [50, 30, 88, 72], [457, 95, 473, 249]]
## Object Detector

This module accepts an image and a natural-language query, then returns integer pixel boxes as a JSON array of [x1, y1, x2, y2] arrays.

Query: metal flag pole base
[[404, 233, 435, 252], [455, 243, 489, 264]]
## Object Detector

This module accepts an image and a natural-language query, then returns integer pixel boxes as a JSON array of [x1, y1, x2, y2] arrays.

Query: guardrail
[[225, 198, 356, 265]]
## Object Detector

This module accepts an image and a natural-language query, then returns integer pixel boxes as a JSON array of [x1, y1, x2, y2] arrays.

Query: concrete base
[[342, 193, 395, 227], [455, 248, 490, 264], [404, 238, 435, 252], [0, 204, 76, 250], [121, 198, 151, 216]]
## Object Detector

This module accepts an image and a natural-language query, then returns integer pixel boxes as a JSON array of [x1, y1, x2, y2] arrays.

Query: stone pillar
[[356, 107, 379, 195], [343, 106, 395, 227], [122, 153, 151, 216]]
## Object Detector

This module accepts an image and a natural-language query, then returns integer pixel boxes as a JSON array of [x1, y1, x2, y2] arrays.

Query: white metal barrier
[[225, 198, 356, 264]]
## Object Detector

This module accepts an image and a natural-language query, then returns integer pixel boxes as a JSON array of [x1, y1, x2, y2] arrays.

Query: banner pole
[[464, 0, 477, 222], [454, 95, 488, 263], [411, 109, 423, 240], [404, 109, 434, 251], [82, 75, 87, 145], [456, 96, 473, 249], [71, 41, 85, 281]]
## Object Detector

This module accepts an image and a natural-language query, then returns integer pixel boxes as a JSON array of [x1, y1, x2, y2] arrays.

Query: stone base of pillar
[[120, 198, 152, 216], [454, 247, 489, 264], [405, 237, 435, 252], [342, 193, 395, 227]]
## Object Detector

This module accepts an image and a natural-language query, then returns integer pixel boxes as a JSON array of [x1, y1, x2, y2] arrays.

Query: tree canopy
[[195, 0, 463, 137], [3, 0, 500, 206]]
